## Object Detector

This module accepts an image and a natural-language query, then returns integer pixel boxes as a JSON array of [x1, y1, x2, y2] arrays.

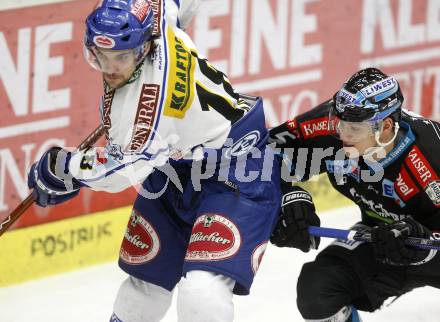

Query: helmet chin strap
[[363, 122, 399, 159], [375, 122, 399, 147]]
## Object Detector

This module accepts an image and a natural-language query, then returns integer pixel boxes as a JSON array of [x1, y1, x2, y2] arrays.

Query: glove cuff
[[281, 188, 313, 207], [37, 148, 83, 194], [410, 248, 437, 266]]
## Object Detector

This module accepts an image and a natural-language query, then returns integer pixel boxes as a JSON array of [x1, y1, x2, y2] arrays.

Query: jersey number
[[193, 53, 243, 123]]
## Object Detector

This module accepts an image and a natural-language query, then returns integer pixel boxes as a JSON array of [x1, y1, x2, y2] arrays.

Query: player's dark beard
[[103, 58, 145, 90]]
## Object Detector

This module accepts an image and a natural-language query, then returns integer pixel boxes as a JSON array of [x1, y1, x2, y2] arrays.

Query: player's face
[[92, 48, 137, 89], [337, 121, 378, 156], [339, 118, 395, 158], [341, 134, 377, 157]]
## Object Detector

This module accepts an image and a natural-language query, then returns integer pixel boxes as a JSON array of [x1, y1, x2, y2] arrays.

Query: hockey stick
[[308, 226, 440, 251], [0, 125, 105, 238]]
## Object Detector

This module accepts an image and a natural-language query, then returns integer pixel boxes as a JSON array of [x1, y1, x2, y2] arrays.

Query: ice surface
[[1, 206, 439, 322]]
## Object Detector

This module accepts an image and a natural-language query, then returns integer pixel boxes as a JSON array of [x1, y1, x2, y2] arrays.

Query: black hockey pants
[[296, 239, 440, 320]]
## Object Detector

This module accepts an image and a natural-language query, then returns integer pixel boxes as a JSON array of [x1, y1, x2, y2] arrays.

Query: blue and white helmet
[[84, 0, 155, 71]]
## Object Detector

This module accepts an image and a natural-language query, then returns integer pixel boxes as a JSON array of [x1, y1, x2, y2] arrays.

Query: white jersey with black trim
[[69, 1, 246, 193]]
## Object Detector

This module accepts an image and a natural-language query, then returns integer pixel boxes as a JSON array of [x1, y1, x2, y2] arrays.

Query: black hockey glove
[[371, 217, 435, 266], [270, 185, 320, 252]]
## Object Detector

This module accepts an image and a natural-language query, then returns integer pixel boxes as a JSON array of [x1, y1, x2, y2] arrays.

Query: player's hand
[[270, 184, 320, 252], [371, 217, 435, 266], [28, 147, 83, 207]]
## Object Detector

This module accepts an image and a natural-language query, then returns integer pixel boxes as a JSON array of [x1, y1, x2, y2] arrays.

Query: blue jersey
[[118, 98, 281, 295]]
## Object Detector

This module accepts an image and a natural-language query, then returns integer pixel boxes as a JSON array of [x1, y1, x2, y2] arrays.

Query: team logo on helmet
[[131, 0, 151, 23], [120, 209, 160, 265], [251, 242, 268, 274], [185, 214, 241, 261], [93, 35, 116, 48], [360, 77, 397, 98], [337, 89, 358, 106]]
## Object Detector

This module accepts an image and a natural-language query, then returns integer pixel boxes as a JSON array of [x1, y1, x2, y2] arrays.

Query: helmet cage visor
[[329, 107, 382, 143]]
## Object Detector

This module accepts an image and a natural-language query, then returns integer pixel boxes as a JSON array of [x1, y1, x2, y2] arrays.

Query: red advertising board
[[1, 0, 440, 229], [187, 0, 440, 124]]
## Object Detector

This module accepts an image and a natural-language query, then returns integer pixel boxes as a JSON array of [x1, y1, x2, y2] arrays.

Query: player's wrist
[[42, 147, 83, 192], [27, 147, 83, 207], [271, 184, 320, 251], [281, 185, 314, 208]]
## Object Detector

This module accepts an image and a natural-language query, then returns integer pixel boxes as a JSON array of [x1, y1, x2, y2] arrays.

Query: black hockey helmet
[[331, 68, 404, 123], [328, 68, 404, 145]]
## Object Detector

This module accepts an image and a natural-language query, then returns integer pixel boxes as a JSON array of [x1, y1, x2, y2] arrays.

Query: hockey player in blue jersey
[[27, 1, 281, 321]]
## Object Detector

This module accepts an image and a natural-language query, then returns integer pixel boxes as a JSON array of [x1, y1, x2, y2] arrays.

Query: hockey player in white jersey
[[27, 1, 281, 321]]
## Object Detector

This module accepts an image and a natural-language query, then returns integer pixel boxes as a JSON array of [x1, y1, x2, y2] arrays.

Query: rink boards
[[0, 206, 131, 286], [0, 175, 352, 287]]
